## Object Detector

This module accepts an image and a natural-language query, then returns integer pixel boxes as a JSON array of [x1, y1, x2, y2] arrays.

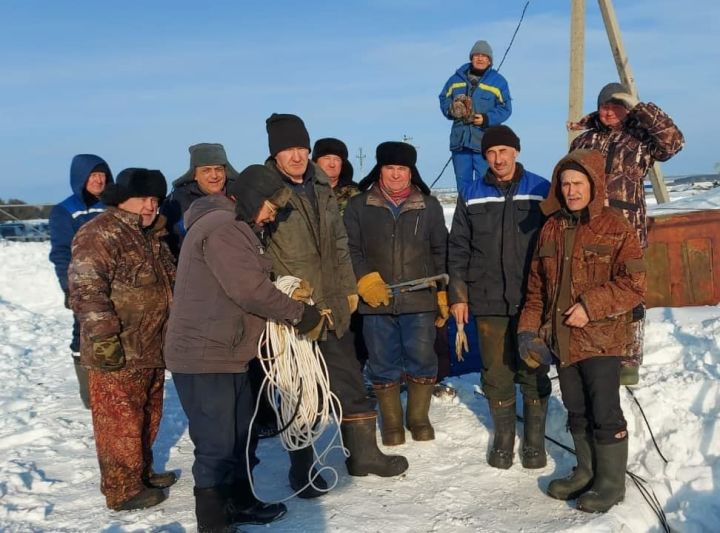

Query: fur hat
[[469, 40, 493, 62], [481, 125, 521, 158], [266, 113, 311, 157], [312, 137, 354, 185], [358, 141, 430, 194], [174, 143, 240, 186], [228, 164, 291, 223], [101, 168, 167, 206], [597, 82, 629, 108]]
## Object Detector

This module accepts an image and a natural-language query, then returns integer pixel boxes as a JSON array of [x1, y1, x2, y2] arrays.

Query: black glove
[[91, 334, 126, 371], [295, 304, 324, 341], [517, 331, 553, 369]]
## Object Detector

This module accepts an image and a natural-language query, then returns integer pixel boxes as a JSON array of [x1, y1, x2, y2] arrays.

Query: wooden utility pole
[[568, 0, 585, 147], [597, 0, 670, 203]]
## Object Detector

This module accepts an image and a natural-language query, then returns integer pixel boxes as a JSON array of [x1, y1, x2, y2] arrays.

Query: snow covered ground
[[2, 189, 720, 532]]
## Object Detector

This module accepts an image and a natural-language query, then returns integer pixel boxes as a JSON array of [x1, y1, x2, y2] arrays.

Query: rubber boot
[[72, 355, 90, 409], [521, 396, 548, 469], [288, 446, 328, 499], [577, 439, 628, 513], [406, 377, 435, 441], [373, 382, 405, 445], [229, 480, 287, 525], [341, 413, 409, 477], [547, 431, 594, 500], [488, 400, 516, 469], [194, 486, 236, 533], [619, 365, 639, 386]]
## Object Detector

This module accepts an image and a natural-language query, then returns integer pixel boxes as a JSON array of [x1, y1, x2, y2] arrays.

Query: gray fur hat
[[173, 143, 240, 186], [469, 40, 493, 62], [597, 82, 629, 108]]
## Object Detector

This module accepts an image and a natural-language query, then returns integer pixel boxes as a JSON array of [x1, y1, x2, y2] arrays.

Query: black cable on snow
[[624, 385, 669, 464]]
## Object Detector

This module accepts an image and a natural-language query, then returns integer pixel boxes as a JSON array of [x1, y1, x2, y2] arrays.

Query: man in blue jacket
[[49, 153, 113, 408], [448, 126, 550, 471], [439, 40, 512, 195]]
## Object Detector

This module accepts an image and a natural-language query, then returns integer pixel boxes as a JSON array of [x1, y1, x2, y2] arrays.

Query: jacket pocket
[[582, 244, 612, 283]]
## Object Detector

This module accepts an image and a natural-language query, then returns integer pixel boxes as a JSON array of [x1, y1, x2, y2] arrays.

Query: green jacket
[[264, 160, 357, 337]]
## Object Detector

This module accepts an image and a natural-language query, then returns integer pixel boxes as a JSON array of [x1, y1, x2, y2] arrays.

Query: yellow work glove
[[347, 294, 359, 314], [455, 322, 469, 362], [91, 334, 125, 371], [434, 290, 450, 327], [291, 279, 313, 303], [357, 272, 390, 308]]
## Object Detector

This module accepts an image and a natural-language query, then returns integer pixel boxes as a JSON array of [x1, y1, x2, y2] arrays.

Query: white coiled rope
[[247, 275, 345, 500]]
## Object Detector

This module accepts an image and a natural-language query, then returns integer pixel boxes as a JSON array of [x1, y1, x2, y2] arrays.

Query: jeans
[[363, 312, 438, 384]]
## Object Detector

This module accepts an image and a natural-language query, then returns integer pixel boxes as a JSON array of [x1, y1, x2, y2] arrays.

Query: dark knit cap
[[481, 125, 521, 158], [357, 141, 430, 195], [557, 160, 589, 176], [101, 168, 167, 206], [174, 143, 240, 186], [469, 40, 493, 61], [266, 113, 311, 157], [228, 164, 291, 223], [597, 82, 629, 108]]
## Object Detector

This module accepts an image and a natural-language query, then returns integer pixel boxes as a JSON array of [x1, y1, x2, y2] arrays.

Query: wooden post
[[568, 0, 585, 148], [597, 0, 670, 203]]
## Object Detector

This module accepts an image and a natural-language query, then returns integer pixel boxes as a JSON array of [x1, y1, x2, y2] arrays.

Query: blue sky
[[1, 0, 718, 203]]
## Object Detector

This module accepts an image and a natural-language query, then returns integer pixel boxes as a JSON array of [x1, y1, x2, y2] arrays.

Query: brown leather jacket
[[518, 150, 646, 365], [69, 208, 176, 369]]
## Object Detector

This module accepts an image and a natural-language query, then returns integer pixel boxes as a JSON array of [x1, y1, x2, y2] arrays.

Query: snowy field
[[2, 189, 720, 532]]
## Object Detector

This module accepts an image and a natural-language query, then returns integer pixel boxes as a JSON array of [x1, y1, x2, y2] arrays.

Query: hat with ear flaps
[[541, 149, 606, 218], [173, 143, 240, 187], [227, 164, 291, 223], [312, 137, 355, 186], [101, 168, 167, 206], [357, 141, 430, 194]]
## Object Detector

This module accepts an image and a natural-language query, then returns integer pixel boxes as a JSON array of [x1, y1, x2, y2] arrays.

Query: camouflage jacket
[[69, 208, 176, 369], [333, 182, 360, 215], [518, 150, 646, 366], [570, 102, 684, 247]]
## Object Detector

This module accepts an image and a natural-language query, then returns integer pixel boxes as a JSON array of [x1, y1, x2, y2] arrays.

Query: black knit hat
[[312, 137, 354, 185], [266, 113, 311, 157], [481, 125, 521, 159], [358, 141, 430, 194], [228, 164, 291, 223], [173, 142, 240, 186], [101, 168, 167, 206], [597, 82, 629, 108]]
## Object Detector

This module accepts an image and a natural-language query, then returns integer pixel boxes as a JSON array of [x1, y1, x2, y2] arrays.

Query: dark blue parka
[[49, 154, 113, 292], [448, 164, 548, 316]]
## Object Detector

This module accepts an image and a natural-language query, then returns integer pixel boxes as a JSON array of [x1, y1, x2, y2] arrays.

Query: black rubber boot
[[144, 470, 178, 489], [72, 355, 90, 409], [488, 400, 516, 469], [547, 431, 594, 500], [341, 413, 409, 477], [577, 439, 628, 513], [406, 377, 435, 441], [114, 487, 167, 511], [374, 382, 405, 445], [288, 446, 328, 498], [194, 486, 235, 533], [521, 396, 548, 469], [230, 480, 287, 525]]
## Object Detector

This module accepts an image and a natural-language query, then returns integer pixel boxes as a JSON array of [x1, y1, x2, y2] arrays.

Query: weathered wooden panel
[[646, 210, 720, 308]]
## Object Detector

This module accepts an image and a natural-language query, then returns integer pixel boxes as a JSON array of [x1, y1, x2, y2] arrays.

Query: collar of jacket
[[265, 158, 329, 187], [483, 162, 525, 188], [108, 206, 168, 237], [365, 184, 426, 213]]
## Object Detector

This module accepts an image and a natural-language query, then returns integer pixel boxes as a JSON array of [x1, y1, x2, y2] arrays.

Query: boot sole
[[576, 495, 624, 513]]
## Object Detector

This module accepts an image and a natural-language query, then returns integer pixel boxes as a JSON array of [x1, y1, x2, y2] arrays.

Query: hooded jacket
[[438, 63, 512, 153], [518, 150, 646, 366], [570, 102, 684, 248], [344, 185, 447, 315], [69, 208, 175, 369], [262, 159, 357, 337], [163, 195, 304, 374], [49, 154, 113, 291], [448, 164, 549, 316]]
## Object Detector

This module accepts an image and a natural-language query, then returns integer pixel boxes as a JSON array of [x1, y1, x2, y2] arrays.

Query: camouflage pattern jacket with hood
[[69, 208, 176, 369], [570, 102, 684, 248], [518, 150, 646, 366]]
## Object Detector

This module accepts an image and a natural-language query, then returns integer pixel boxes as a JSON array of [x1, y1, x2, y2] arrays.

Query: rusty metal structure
[[646, 210, 720, 308]]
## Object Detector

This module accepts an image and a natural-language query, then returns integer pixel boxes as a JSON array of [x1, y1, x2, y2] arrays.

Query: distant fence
[[0, 203, 53, 242]]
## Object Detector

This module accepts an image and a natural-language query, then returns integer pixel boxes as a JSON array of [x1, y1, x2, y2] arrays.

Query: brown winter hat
[[266, 113, 311, 157]]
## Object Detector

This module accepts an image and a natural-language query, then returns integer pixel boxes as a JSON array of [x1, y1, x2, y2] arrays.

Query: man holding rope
[[262, 113, 409, 494]]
